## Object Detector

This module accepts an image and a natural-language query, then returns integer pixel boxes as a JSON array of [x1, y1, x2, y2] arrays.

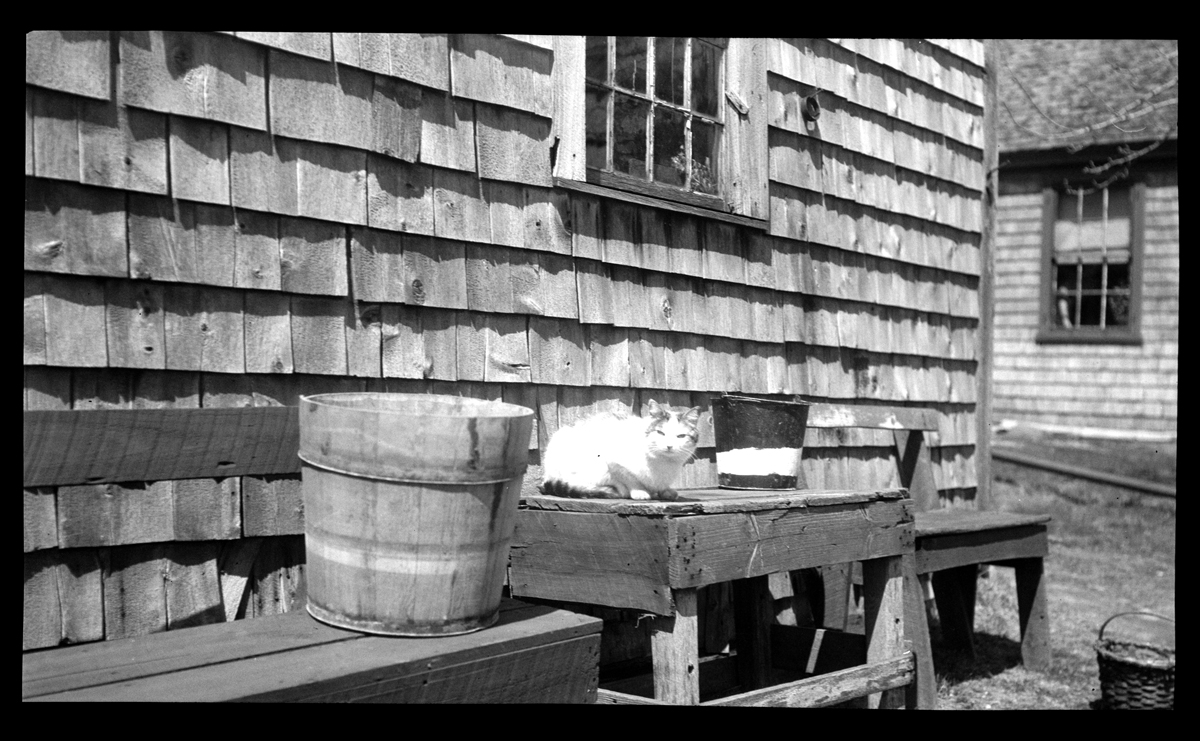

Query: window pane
[[1107, 292, 1131, 326], [1056, 188, 1102, 221], [615, 37, 647, 92], [691, 119, 719, 194], [1055, 185, 1132, 252], [613, 93, 649, 178], [1055, 263, 1077, 293], [1107, 262, 1130, 290], [1081, 263, 1103, 291], [653, 107, 686, 186], [586, 85, 608, 170], [1054, 294, 1076, 328], [655, 37, 686, 105], [586, 36, 608, 83], [1055, 219, 1130, 252], [1079, 294, 1102, 326], [692, 40, 720, 117]]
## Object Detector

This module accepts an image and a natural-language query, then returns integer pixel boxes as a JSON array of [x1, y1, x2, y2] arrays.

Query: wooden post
[[650, 587, 700, 704], [818, 563, 852, 631], [1012, 557, 1051, 671], [901, 554, 937, 708], [732, 575, 772, 692], [976, 39, 999, 510], [862, 555, 907, 709], [893, 429, 938, 513]]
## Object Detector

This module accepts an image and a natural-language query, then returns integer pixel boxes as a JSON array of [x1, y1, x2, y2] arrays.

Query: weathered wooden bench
[[913, 508, 1050, 670], [801, 402, 1052, 692], [23, 597, 602, 702], [23, 406, 603, 703]]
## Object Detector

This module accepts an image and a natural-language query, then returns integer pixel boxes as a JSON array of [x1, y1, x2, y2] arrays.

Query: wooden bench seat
[[913, 509, 1051, 670], [22, 597, 603, 703], [794, 402, 1054, 708]]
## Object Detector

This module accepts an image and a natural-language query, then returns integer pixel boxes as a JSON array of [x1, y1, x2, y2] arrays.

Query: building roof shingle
[[996, 39, 1178, 154]]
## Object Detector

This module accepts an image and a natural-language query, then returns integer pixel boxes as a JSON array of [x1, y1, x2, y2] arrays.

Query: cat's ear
[[645, 399, 665, 418], [683, 406, 701, 425]]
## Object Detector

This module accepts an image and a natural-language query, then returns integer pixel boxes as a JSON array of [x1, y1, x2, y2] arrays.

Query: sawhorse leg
[[901, 554, 937, 708], [862, 555, 909, 709], [1008, 557, 1050, 671], [733, 575, 773, 692], [932, 565, 977, 660], [650, 587, 699, 704]]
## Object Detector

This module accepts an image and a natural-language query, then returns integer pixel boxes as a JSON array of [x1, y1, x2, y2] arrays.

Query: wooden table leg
[[1012, 557, 1050, 671], [931, 565, 977, 659], [901, 554, 937, 709], [862, 555, 907, 709], [651, 587, 699, 704], [733, 575, 772, 691]]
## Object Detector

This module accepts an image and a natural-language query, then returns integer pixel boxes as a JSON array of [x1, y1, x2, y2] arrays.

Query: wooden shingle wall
[[763, 38, 986, 495], [24, 33, 988, 650], [992, 168, 1178, 433]]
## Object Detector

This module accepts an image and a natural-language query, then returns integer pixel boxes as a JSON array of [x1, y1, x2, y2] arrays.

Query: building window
[[1038, 182, 1144, 344], [585, 37, 724, 205]]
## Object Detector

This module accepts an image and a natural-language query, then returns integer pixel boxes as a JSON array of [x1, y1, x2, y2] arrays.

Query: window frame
[[551, 36, 768, 229], [1036, 181, 1145, 345], [584, 36, 728, 212]]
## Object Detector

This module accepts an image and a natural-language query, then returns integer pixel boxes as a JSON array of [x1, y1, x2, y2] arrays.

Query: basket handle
[[1098, 611, 1175, 642]]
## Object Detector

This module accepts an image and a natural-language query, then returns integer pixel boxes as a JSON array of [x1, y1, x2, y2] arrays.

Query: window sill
[[551, 175, 769, 231], [1035, 329, 1143, 346]]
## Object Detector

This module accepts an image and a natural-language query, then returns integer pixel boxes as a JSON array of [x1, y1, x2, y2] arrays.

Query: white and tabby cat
[[540, 400, 701, 500]]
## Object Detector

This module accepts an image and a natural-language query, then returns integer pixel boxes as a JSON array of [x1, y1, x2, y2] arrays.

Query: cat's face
[[643, 400, 701, 460]]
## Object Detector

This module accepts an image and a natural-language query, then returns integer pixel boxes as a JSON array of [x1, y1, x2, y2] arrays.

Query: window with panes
[[584, 37, 724, 202], [1038, 181, 1143, 343]]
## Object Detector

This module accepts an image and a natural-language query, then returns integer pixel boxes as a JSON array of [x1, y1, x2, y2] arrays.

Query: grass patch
[[933, 428, 1175, 710]]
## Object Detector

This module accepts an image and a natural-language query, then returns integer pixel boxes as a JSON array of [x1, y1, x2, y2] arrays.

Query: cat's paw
[[656, 488, 680, 501], [629, 489, 652, 500]]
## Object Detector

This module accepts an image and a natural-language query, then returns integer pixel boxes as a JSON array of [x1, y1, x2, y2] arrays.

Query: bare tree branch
[[1062, 167, 1129, 196], [996, 40, 1177, 176], [1037, 84, 1176, 143], [1083, 122, 1179, 175]]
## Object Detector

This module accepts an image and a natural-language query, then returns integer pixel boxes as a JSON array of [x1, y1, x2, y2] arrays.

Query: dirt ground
[[932, 426, 1176, 710]]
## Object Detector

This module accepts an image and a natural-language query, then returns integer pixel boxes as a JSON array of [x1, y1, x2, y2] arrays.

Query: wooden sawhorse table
[[509, 487, 922, 707]]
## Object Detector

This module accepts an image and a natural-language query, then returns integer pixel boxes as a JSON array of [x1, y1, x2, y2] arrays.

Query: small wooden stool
[[510, 488, 919, 707], [914, 509, 1052, 670]]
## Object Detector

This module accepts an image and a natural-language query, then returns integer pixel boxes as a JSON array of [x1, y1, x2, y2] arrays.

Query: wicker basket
[[1095, 612, 1174, 709]]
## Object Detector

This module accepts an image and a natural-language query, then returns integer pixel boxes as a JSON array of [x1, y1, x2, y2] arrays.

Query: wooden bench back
[[802, 402, 940, 512]]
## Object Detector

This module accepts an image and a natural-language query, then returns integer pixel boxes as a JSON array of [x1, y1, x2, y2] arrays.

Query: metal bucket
[[712, 395, 810, 490], [298, 393, 534, 636]]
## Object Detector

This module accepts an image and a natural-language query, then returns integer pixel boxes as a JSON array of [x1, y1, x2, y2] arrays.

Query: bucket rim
[[299, 392, 533, 419], [717, 394, 812, 407]]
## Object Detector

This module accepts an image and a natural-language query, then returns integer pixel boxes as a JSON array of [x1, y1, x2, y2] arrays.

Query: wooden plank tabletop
[[521, 487, 909, 516], [24, 598, 601, 702], [913, 509, 1051, 538]]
